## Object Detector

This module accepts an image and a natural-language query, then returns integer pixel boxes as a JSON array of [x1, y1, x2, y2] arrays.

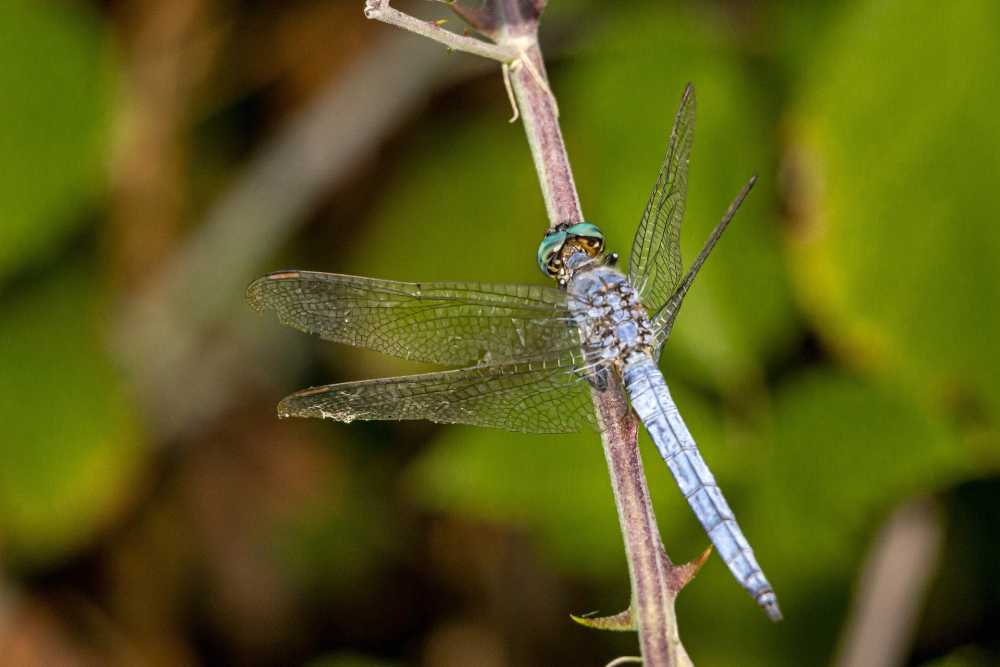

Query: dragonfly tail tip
[[757, 592, 783, 622]]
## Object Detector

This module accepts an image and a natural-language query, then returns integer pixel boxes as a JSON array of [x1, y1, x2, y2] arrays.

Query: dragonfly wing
[[649, 175, 757, 357], [247, 270, 579, 366], [628, 83, 695, 316], [278, 352, 598, 434]]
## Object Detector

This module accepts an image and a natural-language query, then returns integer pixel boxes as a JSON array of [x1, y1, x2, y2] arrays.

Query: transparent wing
[[628, 83, 695, 316], [247, 270, 579, 366], [650, 175, 757, 356], [278, 352, 599, 434]]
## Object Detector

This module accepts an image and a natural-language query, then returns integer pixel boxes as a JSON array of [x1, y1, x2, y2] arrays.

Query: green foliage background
[[1, 0, 998, 665]]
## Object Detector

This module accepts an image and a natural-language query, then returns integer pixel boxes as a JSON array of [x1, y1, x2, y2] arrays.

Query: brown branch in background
[[109, 0, 217, 285], [834, 499, 943, 667], [112, 32, 485, 439], [365, 2, 697, 664]]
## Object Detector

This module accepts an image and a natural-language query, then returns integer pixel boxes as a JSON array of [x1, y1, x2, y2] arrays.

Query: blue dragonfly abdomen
[[565, 263, 780, 621], [622, 355, 781, 621]]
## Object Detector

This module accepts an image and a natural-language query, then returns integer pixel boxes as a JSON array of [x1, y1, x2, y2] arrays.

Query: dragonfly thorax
[[566, 265, 655, 368]]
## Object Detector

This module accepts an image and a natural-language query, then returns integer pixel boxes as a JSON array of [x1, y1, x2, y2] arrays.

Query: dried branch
[[365, 2, 697, 664], [364, 0, 517, 61]]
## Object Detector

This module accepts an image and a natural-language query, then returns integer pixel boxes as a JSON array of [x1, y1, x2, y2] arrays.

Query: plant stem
[[505, 42, 583, 225], [365, 3, 691, 664], [496, 20, 686, 662], [593, 373, 692, 667]]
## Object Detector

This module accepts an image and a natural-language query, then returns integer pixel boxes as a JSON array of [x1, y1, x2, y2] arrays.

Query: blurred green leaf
[[787, 0, 1000, 423], [0, 0, 113, 282], [274, 464, 401, 598], [762, 370, 967, 595], [0, 265, 143, 566], [345, 117, 545, 286], [404, 426, 620, 579], [677, 369, 968, 664]]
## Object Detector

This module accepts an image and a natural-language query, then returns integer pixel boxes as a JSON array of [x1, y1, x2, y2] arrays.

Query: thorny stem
[[365, 2, 689, 664], [594, 373, 693, 667]]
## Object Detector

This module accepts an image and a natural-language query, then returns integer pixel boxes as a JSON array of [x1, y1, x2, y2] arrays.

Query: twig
[[365, 2, 691, 665], [364, 0, 517, 62]]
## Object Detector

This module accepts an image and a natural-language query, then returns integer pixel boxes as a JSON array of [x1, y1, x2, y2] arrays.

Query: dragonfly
[[248, 83, 781, 621]]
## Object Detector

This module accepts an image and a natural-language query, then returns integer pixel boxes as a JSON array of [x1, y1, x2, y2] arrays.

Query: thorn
[[570, 606, 635, 632], [668, 544, 712, 591], [433, 18, 448, 27], [605, 657, 643, 667]]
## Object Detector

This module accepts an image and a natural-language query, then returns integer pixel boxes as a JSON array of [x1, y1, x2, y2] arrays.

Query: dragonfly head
[[537, 222, 605, 285]]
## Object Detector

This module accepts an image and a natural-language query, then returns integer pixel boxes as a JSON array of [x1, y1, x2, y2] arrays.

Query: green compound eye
[[537, 230, 568, 277], [565, 222, 604, 241]]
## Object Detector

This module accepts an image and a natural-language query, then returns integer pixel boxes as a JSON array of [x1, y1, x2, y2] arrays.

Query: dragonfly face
[[537, 222, 606, 286]]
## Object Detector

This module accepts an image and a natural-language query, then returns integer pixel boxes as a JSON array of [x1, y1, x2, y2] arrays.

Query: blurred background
[[2, 0, 999, 665]]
